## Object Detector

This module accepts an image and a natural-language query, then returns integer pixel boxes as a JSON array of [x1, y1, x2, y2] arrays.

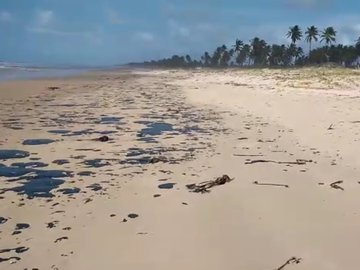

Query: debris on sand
[[0, 256, 21, 263], [149, 156, 168, 164], [274, 257, 302, 270], [253, 181, 289, 188], [128, 213, 139, 219], [245, 159, 312, 165], [48, 86, 60, 90], [94, 135, 110, 142], [54, 236, 68, 243], [186, 175, 233, 193], [330, 180, 344, 191], [158, 183, 176, 189]]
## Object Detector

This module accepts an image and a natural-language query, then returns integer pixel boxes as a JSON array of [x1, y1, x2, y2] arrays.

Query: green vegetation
[[135, 25, 360, 69]]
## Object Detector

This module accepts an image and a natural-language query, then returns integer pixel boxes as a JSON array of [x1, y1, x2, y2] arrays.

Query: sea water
[[0, 63, 90, 81]]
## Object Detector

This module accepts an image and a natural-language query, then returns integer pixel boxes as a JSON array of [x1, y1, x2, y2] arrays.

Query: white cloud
[[28, 26, 103, 45], [28, 10, 104, 46], [168, 20, 190, 38], [0, 11, 13, 22], [29, 27, 86, 36], [106, 10, 124, 25], [135, 32, 155, 42], [285, 0, 332, 8], [36, 10, 54, 27]]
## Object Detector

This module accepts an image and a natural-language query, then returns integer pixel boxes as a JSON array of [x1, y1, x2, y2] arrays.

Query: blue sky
[[1, 0, 360, 65]]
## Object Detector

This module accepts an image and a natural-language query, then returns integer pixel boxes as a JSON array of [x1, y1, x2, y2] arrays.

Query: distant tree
[[236, 44, 250, 66], [201, 51, 212, 67], [211, 47, 222, 67], [320, 27, 337, 62], [219, 45, 230, 67], [321, 27, 336, 46], [305, 26, 319, 55], [139, 25, 360, 68], [355, 37, 360, 56], [233, 39, 244, 52], [185, 55, 192, 64], [286, 25, 303, 44], [269, 44, 285, 66], [250, 37, 268, 66], [229, 48, 235, 57]]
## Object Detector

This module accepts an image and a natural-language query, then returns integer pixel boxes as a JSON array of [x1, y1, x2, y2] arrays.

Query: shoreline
[[1, 68, 359, 270]]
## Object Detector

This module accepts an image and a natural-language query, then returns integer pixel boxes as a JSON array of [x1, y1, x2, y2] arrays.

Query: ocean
[[0, 63, 94, 81]]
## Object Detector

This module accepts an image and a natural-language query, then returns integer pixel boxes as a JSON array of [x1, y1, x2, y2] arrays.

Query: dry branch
[[186, 175, 233, 193], [245, 159, 312, 165], [253, 181, 289, 188], [274, 257, 302, 270]]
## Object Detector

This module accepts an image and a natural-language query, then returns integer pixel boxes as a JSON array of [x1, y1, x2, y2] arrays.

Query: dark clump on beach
[[47, 129, 71, 135], [11, 162, 48, 168], [86, 183, 103, 191], [77, 171, 95, 176], [0, 150, 30, 160], [57, 187, 81, 195], [0, 217, 8, 225], [15, 223, 30, 230], [22, 139, 56, 145], [52, 159, 70, 165], [137, 122, 174, 142], [0, 166, 32, 177], [83, 159, 111, 168], [94, 135, 110, 142], [158, 183, 176, 189], [96, 116, 123, 125], [2, 169, 72, 198], [7, 178, 66, 198], [128, 213, 139, 219]]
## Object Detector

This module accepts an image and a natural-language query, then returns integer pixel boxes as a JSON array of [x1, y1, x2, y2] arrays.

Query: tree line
[[135, 25, 360, 68]]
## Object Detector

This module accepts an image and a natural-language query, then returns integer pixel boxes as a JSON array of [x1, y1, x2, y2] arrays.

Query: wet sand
[[0, 68, 359, 270]]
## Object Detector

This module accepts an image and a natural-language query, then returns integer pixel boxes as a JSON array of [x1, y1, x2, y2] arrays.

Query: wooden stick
[[253, 181, 289, 188], [330, 180, 344, 191], [274, 257, 302, 270]]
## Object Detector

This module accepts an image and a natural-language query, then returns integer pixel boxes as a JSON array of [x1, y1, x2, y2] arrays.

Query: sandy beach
[[0, 68, 360, 270]]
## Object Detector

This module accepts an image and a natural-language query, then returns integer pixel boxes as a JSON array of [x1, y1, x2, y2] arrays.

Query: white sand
[[0, 68, 359, 270]]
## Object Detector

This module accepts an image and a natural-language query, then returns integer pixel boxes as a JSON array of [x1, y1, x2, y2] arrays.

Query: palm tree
[[305, 26, 319, 55], [321, 27, 336, 46], [286, 25, 303, 44], [201, 52, 211, 67], [185, 55, 192, 65], [219, 45, 230, 67], [356, 37, 360, 47], [211, 47, 222, 67], [233, 39, 244, 53], [237, 44, 250, 66], [250, 37, 268, 66], [355, 37, 360, 56]]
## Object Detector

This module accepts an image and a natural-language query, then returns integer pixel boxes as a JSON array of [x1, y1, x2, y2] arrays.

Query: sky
[[0, 0, 360, 66]]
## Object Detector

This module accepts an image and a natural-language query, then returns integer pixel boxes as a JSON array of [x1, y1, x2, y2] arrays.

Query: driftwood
[[234, 154, 264, 157], [245, 159, 312, 165], [330, 180, 344, 191], [48, 86, 60, 90], [253, 181, 289, 188], [186, 175, 233, 193], [274, 257, 302, 270]]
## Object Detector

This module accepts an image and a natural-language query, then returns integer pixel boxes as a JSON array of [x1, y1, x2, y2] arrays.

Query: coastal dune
[[0, 68, 359, 270]]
